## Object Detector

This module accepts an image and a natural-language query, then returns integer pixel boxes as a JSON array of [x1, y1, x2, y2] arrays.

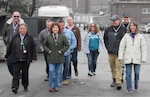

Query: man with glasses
[[3, 11, 24, 76], [121, 12, 131, 83]]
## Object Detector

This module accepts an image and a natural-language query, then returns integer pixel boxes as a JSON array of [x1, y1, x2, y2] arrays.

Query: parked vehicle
[[140, 23, 150, 34], [139, 24, 146, 33]]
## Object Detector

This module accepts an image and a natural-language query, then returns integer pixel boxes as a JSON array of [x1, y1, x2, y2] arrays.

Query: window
[[142, 8, 150, 14]]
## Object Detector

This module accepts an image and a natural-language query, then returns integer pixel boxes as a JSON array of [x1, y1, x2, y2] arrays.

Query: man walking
[[38, 19, 53, 81], [66, 16, 81, 77], [3, 11, 24, 76], [104, 15, 126, 90], [58, 20, 76, 85]]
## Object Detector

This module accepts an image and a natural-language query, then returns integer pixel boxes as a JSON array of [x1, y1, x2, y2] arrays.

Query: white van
[[38, 5, 73, 23]]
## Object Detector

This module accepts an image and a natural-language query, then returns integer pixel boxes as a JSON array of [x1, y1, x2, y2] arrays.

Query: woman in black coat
[[5, 23, 37, 94]]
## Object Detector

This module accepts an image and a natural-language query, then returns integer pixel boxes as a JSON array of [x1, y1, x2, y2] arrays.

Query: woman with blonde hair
[[118, 22, 147, 94], [82, 23, 104, 76]]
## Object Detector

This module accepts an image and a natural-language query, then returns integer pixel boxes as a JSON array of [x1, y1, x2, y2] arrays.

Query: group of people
[[104, 13, 147, 93], [2, 10, 147, 94]]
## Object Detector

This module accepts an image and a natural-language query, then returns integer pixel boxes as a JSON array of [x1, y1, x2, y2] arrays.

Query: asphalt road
[[0, 34, 150, 97]]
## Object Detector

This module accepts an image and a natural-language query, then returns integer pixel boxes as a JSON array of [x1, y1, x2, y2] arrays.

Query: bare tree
[[8, 0, 37, 16]]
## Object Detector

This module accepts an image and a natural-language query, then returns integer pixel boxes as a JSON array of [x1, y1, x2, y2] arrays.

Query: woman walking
[[43, 23, 69, 92], [82, 23, 104, 76], [5, 23, 37, 94], [118, 22, 147, 94]]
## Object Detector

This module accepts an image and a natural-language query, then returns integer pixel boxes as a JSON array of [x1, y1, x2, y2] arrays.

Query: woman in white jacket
[[118, 22, 147, 94], [82, 23, 104, 76]]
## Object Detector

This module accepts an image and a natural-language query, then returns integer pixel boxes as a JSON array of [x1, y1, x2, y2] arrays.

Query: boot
[[110, 79, 116, 87]]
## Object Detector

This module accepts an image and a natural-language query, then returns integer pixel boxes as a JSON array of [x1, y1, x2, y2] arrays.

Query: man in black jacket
[[104, 15, 126, 90]]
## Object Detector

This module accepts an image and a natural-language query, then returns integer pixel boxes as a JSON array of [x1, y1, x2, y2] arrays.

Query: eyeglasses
[[14, 16, 19, 17]]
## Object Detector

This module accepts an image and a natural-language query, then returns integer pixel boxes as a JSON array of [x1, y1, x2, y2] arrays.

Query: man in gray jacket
[[38, 19, 53, 81]]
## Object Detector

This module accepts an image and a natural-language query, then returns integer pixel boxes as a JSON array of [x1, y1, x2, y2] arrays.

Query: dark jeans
[[12, 61, 30, 89], [6, 57, 14, 76], [43, 51, 49, 77], [69, 48, 78, 77], [86, 50, 99, 73]]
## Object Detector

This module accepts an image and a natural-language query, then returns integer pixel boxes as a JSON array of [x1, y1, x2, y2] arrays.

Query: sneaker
[[93, 72, 96, 75], [127, 90, 132, 94], [54, 88, 59, 92], [49, 88, 54, 92], [12, 88, 17, 94], [62, 80, 69, 85], [88, 71, 93, 76], [116, 83, 122, 90]]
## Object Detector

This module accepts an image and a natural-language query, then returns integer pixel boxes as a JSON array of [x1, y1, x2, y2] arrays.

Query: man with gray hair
[[66, 16, 81, 77], [38, 19, 53, 81]]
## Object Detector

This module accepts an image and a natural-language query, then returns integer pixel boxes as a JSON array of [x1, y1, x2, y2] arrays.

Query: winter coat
[[43, 33, 69, 64], [104, 25, 126, 55], [118, 33, 147, 64], [2, 18, 25, 45], [5, 33, 37, 63], [82, 32, 104, 54]]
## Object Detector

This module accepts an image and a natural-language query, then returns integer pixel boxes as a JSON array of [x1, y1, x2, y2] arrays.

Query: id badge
[[23, 50, 27, 53]]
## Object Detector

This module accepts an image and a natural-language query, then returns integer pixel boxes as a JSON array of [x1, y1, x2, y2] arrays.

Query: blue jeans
[[63, 54, 71, 80], [49, 63, 62, 89], [86, 50, 99, 73], [125, 64, 140, 91]]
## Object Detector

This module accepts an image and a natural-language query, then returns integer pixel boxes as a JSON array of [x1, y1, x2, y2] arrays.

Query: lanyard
[[113, 24, 121, 36], [21, 40, 25, 50], [12, 22, 19, 33]]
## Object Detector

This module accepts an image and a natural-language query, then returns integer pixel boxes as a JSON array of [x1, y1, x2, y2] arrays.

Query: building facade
[[111, 0, 150, 24]]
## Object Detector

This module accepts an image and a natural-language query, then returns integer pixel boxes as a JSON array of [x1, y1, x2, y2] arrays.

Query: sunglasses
[[14, 16, 19, 17]]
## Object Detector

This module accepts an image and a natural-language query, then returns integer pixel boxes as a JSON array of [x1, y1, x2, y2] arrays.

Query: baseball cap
[[110, 15, 120, 21], [123, 12, 130, 18]]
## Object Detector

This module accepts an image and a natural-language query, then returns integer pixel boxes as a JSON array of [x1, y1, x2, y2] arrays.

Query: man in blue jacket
[[58, 20, 77, 85]]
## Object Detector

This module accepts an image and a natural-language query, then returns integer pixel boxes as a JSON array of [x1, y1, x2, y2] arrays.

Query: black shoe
[[75, 71, 79, 76], [135, 84, 138, 90], [45, 78, 49, 81], [12, 88, 17, 94], [116, 84, 122, 90], [121, 79, 123, 83], [24, 88, 28, 92]]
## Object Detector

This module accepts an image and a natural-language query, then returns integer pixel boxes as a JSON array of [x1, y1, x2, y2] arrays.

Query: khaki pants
[[108, 54, 122, 84]]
